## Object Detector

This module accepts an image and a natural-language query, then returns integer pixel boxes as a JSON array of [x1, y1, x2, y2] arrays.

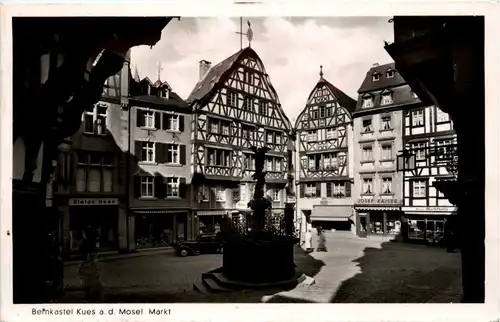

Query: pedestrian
[[316, 228, 328, 252], [304, 229, 313, 253], [77, 226, 103, 302]]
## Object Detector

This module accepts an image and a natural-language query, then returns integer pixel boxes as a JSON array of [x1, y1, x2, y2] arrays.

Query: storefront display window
[[407, 218, 445, 242], [69, 206, 118, 253], [135, 214, 174, 248], [199, 215, 223, 234]]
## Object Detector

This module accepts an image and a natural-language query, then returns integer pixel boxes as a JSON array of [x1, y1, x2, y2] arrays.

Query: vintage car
[[175, 233, 223, 257]]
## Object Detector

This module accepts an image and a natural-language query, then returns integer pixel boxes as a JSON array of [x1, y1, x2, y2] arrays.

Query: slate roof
[[357, 62, 406, 93], [186, 49, 244, 104], [186, 47, 293, 130], [130, 92, 189, 112], [316, 78, 357, 114]]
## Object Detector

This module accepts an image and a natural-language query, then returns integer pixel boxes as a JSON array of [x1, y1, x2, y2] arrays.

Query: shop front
[[354, 198, 402, 238], [195, 210, 229, 235], [66, 198, 124, 255], [134, 209, 188, 248], [310, 205, 354, 232], [401, 206, 457, 244]]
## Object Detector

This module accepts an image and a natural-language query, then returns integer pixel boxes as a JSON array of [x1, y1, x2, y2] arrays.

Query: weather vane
[[235, 17, 254, 50], [156, 62, 163, 81], [320, 65, 324, 78]]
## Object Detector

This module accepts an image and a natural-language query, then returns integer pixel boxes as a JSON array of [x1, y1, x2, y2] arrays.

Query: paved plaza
[[61, 231, 462, 303]]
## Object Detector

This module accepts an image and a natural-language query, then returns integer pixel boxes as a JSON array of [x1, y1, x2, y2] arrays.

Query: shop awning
[[133, 209, 186, 214], [311, 206, 353, 222], [196, 210, 228, 216], [355, 206, 401, 211], [135, 164, 192, 184]]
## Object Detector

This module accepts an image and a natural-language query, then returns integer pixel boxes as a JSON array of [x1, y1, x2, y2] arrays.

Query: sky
[[131, 17, 394, 122]]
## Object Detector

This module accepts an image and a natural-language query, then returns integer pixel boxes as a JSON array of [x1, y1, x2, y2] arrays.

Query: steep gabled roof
[[186, 49, 243, 104], [186, 46, 293, 131], [357, 62, 406, 93], [315, 78, 357, 114]]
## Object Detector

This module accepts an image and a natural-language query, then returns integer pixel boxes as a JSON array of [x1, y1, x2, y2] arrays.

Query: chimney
[[372, 62, 379, 67], [199, 60, 212, 81]]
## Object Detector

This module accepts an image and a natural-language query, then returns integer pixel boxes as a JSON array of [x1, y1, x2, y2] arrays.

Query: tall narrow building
[[187, 47, 295, 234], [352, 62, 412, 237], [401, 100, 457, 243], [295, 66, 357, 235]]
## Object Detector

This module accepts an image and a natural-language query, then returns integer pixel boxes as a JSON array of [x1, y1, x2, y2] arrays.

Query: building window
[[140, 176, 155, 198], [228, 91, 238, 107], [275, 158, 282, 172], [266, 158, 273, 171], [244, 154, 255, 170], [83, 104, 108, 135], [167, 144, 180, 164], [210, 120, 219, 133], [386, 70, 395, 78], [166, 177, 179, 197], [199, 184, 209, 201], [381, 93, 393, 105], [326, 127, 337, 139], [413, 180, 427, 198], [243, 97, 253, 111], [165, 114, 179, 131], [326, 107, 332, 117], [144, 111, 155, 128], [372, 73, 380, 82], [208, 148, 231, 167], [412, 142, 427, 161], [333, 183, 346, 196], [244, 71, 253, 84], [412, 110, 424, 127], [436, 108, 450, 123], [222, 123, 230, 136], [381, 115, 392, 130], [307, 130, 318, 141], [233, 186, 240, 201], [259, 101, 267, 115], [275, 134, 281, 145], [381, 144, 393, 160], [308, 155, 316, 170], [141, 142, 155, 162], [312, 110, 318, 119], [363, 98, 373, 108], [319, 106, 326, 118], [362, 146, 373, 162], [435, 140, 453, 160], [266, 132, 273, 144], [382, 177, 392, 194], [76, 152, 114, 193], [305, 183, 316, 198], [362, 178, 373, 194], [272, 189, 280, 201], [362, 119, 373, 132], [215, 186, 225, 201]]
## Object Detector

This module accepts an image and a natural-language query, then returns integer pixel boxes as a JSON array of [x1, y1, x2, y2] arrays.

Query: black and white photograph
[[1, 2, 497, 321]]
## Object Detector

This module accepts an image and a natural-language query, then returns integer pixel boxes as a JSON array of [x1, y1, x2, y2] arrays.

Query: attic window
[[363, 97, 373, 108], [372, 73, 380, 82], [381, 93, 393, 105], [386, 70, 395, 78], [159, 89, 170, 99]]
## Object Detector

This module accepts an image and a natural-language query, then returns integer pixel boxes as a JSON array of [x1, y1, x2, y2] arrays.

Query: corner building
[[352, 63, 415, 237], [295, 68, 357, 234], [187, 47, 295, 233]]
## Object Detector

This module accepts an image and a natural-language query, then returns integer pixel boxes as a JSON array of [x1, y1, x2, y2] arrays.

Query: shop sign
[[356, 198, 401, 205], [286, 196, 296, 204], [319, 197, 328, 205], [402, 206, 456, 213], [69, 198, 119, 206]]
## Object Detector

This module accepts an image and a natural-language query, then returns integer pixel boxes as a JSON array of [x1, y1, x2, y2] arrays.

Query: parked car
[[175, 233, 223, 257]]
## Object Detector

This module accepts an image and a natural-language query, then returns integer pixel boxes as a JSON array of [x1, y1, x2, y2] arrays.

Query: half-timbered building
[[401, 102, 457, 243], [187, 47, 294, 234], [295, 67, 357, 234], [352, 63, 416, 238]]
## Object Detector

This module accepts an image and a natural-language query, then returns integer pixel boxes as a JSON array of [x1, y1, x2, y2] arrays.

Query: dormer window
[[159, 89, 170, 99], [372, 73, 380, 82], [386, 70, 395, 78], [363, 97, 374, 108], [381, 93, 393, 105]]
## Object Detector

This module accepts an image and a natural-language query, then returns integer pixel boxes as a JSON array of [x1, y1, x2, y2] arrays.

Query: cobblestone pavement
[[61, 231, 462, 303]]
